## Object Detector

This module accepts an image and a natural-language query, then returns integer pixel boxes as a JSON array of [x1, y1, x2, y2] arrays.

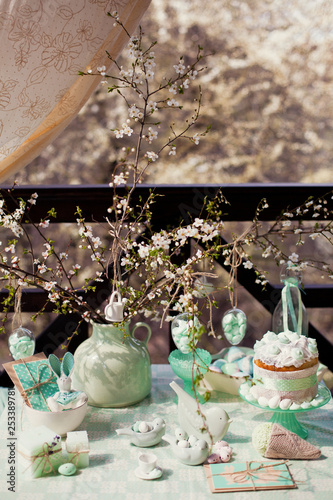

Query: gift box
[[66, 431, 89, 468], [18, 425, 63, 479], [204, 460, 296, 493], [3, 353, 58, 411]]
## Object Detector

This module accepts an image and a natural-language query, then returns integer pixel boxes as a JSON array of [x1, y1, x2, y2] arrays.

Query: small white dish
[[135, 466, 162, 480]]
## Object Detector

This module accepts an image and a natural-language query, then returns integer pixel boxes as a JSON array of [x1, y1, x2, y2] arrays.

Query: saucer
[[135, 466, 163, 480]]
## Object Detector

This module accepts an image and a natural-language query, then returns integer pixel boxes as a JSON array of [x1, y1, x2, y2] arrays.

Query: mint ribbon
[[281, 278, 302, 335]]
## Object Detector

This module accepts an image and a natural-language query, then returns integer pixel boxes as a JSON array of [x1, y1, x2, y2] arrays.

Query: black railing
[[1, 183, 333, 386]]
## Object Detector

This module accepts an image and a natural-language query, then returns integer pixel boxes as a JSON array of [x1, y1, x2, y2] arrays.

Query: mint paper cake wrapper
[[3, 353, 58, 411]]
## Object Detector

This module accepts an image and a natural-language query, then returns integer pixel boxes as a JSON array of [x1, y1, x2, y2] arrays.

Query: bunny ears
[[48, 352, 74, 378]]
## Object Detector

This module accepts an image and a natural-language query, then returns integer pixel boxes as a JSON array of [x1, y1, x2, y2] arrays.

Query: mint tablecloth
[[1, 365, 333, 499]]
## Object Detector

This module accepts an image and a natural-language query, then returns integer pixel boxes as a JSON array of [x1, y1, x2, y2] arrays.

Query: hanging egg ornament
[[221, 308, 247, 345], [8, 327, 35, 360], [171, 313, 202, 354]]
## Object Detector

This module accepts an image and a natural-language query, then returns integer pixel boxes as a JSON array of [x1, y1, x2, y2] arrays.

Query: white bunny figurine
[[47, 352, 87, 412]]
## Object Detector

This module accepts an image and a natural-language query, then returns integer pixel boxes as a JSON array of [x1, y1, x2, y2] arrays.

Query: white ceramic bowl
[[203, 347, 254, 395], [24, 397, 88, 436]]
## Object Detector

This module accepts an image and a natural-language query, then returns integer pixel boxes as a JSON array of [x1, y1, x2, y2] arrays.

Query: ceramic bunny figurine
[[47, 352, 87, 412]]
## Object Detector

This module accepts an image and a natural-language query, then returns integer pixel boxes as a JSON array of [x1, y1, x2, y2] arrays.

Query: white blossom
[[168, 98, 179, 107], [309, 233, 320, 240], [146, 151, 158, 162], [288, 252, 299, 263], [192, 133, 200, 145]]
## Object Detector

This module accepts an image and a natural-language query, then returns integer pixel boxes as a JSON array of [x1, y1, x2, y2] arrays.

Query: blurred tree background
[[7, 0, 333, 186], [1, 0, 333, 365]]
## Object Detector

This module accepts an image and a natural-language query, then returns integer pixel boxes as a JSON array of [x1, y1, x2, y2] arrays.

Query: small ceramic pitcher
[[104, 291, 124, 322]]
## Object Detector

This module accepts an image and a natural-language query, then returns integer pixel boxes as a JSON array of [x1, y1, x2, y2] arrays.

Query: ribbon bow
[[19, 439, 62, 477]]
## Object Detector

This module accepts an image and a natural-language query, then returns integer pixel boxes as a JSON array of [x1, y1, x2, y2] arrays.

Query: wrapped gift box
[[66, 430, 89, 468], [204, 461, 296, 493], [3, 353, 58, 411], [18, 425, 63, 479]]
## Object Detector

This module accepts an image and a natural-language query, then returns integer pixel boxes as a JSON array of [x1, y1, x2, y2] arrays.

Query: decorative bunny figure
[[47, 352, 87, 412]]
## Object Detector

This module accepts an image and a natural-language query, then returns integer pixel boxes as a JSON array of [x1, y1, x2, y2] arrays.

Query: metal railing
[[1, 183, 332, 386]]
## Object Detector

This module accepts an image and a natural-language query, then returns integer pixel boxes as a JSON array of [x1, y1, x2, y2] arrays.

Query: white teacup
[[104, 291, 124, 322], [138, 452, 157, 474]]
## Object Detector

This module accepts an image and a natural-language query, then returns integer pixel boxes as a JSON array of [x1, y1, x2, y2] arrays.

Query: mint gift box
[[18, 425, 63, 479], [66, 430, 89, 468], [13, 359, 58, 411]]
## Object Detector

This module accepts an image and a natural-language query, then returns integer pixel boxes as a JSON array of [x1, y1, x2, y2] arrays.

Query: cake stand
[[239, 382, 331, 439]]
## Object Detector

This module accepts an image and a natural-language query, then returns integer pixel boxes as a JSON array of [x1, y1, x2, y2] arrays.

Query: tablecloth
[[0, 365, 333, 500]]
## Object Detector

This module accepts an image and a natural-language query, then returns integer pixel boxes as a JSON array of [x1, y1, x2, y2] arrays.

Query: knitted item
[[252, 422, 273, 456], [252, 423, 321, 460]]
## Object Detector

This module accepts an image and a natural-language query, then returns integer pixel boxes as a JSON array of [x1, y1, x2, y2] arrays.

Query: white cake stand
[[239, 382, 331, 439]]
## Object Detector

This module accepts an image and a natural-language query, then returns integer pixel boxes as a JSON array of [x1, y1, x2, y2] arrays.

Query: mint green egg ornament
[[222, 309, 247, 345], [171, 313, 202, 353], [8, 327, 35, 360]]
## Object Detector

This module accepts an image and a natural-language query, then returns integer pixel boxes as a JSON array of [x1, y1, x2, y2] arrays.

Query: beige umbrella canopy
[[0, 0, 151, 183]]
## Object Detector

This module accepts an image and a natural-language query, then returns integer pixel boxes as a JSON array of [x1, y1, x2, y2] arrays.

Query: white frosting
[[254, 330, 318, 368]]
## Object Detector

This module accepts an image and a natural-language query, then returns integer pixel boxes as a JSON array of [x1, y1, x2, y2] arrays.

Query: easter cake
[[250, 330, 319, 407]]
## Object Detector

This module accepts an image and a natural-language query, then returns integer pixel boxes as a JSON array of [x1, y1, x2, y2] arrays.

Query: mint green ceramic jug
[[72, 322, 152, 407]]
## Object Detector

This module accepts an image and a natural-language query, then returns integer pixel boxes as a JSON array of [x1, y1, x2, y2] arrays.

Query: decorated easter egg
[[188, 435, 198, 446], [175, 428, 188, 440], [311, 397, 324, 407], [207, 453, 221, 464], [132, 421, 141, 432], [178, 439, 190, 448], [214, 440, 229, 449], [237, 355, 253, 376], [279, 399, 292, 410], [138, 421, 151, 433], [209, 365, 222, 374], [268, 396, 281, 409], [221, 362, 241, 376], [212, 358, 227, 369], [231, 334, 243, 345], [58, 463, 77, 476], [226, 346, 245, 363], [239, 383, 250, 396], [258, 396, 269, 407], [194, 439, 208, 450]]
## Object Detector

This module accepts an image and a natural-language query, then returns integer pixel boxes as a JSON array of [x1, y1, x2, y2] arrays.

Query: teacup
[[138, 452, 157, 474]]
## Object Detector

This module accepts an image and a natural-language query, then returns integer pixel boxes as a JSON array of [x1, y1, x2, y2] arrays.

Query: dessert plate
[[134, 466, 163, 480]]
